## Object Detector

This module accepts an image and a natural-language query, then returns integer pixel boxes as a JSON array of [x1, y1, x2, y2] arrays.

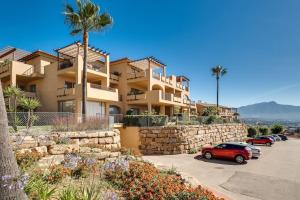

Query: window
[[58, 100, 75, 113], [109, 105, 121, 115], [29, 84, 36, 93], [64, 81, 75, 89]]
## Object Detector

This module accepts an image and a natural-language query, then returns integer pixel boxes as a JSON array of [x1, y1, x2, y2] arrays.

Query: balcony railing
[[0, 61, 11, 74], [89, 83, 117, 92], [161, 92, 173, 101], [58, 59, 74, 70], [127, 71, 147, 80], [127, 92, 146, 101], [23, 91, 37, 99], [87, 64, 106, 73], [57, 87, 76, 97], [110, 73, 120, 81], [173, 96, 182, 103]]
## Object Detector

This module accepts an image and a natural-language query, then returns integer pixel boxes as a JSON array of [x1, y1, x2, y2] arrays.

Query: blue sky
[[1, 0, 300, 107]]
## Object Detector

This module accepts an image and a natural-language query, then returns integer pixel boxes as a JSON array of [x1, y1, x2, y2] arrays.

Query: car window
[[216, 144, 227, 148]]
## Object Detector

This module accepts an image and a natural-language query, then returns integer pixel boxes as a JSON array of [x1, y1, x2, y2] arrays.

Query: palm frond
[[63, 0, 112, 34]]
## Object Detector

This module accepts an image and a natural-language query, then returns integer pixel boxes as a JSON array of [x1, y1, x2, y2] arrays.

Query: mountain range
[[238, 101, 300, 121]]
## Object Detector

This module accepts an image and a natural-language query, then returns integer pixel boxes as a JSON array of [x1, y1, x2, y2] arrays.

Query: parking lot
[[143, 138, 300, 200]]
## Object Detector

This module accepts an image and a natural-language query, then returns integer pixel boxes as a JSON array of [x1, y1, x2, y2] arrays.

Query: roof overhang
[[129, 56, 166, 71], [55, 41, 108, 62]]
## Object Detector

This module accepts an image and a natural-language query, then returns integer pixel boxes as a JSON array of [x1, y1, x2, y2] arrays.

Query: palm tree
[[3, 86, 21, 131], [211, 65, 227, 114], [0, 82, 27, 199], [19, 97, 41, 129], [64, 0, 113, 116]]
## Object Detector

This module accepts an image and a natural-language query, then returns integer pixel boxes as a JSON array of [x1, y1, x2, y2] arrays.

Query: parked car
[[266, 135, 276, 142], [278, 134, 288, 141], [202, 143, 252, 164], [234, 142, 261, 158], [271, 134, 282, 141], [246, 136, 274, 146]]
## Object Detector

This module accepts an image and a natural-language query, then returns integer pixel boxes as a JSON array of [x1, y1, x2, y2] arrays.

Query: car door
[[256, 137, 264, 144], [213, 144, 226, 158], [213, 144, 229, 158]]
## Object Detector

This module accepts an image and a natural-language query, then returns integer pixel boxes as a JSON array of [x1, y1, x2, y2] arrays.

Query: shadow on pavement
[[194, 155, 247, 165]]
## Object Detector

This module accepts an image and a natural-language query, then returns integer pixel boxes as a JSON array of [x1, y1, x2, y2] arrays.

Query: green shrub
[[247, 127, 257, 137], [205, 115, 217, 124], [258, 127, 269, 135], [58, 186, 78, 200], [188, 148, 198, 154], [271, 124, 284, 134], [123, 115, 168, 127]]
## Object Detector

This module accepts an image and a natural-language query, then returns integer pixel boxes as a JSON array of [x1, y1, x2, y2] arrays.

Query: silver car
[[271, 134, 282, 141], [231, 142, 262, 158]]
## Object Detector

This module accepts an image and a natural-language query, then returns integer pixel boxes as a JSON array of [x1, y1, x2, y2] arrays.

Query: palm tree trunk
[[216, 76, 219, 115], [0, 82, 27, 200], [82, 31, 89, 117]]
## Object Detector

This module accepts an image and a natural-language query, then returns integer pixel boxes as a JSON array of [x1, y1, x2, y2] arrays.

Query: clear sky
[[1, 0, 300, 107]]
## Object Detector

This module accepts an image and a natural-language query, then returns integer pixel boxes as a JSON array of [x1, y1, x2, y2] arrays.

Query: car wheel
[[235, 155, 245, 164], [266, 142, 271, 146], [204, 152, 212, 159]]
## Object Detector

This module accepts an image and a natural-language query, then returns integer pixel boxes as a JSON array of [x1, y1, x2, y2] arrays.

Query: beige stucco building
[[0, 43, 196, 117], [196, 101, 238, 121], [109, 57, 196, 116]]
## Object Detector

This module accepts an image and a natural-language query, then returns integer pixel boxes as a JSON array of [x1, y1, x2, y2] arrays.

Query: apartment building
[[196, 102, 238, 121], [109, 57, 197, 116], [0, 42, 118, 116], [0, 42, 196, 117]]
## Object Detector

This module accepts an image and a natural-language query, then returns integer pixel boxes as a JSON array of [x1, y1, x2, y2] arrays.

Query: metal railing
[[110, 73, 120, 81], [0, 61, 11, 74], [7, 112, 112, 133], [87, 64, 106, 73], [89, 83, 117, 92]]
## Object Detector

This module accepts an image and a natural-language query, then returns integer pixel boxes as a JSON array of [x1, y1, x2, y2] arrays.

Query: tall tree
[[0, 82, 27, 199], [211, 65, 227, 114], [64, 0, 112, 115]]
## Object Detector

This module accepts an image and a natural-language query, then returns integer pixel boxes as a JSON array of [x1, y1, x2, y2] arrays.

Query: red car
[[202, 143, 252, 164], [246, 136, 274, 146]]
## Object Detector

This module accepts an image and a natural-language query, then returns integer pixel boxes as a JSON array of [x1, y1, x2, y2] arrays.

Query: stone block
[[48, 144, 79, 155], [37, 155, 64, 168]]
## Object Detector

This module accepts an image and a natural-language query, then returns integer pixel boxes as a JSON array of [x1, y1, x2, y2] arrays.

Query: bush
[[16, 151, 43, 170], [188, 148, 198, 154], [258, 127, 269, 135], [271, 124, 284, 134], [247, 127, 257, 137], [104, 161, 223, 200], [43, 165, 71, 184], [123, 115, 168, 127], [52, 116, 109, 131]]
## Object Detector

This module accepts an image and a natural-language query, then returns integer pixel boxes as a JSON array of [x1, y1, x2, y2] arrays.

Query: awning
[[129, 56, 166, 71], [55, 41, 108, 62]]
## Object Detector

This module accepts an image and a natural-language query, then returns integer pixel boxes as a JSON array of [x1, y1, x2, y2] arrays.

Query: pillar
[[105, 55, 110, 88], [160, 105, 165, 115], [147, 103, 152, 113]]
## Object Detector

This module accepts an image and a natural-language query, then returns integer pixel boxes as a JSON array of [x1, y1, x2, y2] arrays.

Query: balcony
[[127, 70, 147, 80], [57, 87, 76, 98], [0, 61, 11, 75], [110, 73, 120, 83], [87, 83, 118, 102], [56, 83, 118, 102]]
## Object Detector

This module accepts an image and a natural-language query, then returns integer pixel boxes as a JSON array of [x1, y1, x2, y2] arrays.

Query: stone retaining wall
[[10, 129, 121, 167], [139, 124, 247, 155]]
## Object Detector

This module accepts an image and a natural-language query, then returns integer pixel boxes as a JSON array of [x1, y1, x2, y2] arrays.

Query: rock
[[48, 144, 79, 155], [37, 155, 64, 168]]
